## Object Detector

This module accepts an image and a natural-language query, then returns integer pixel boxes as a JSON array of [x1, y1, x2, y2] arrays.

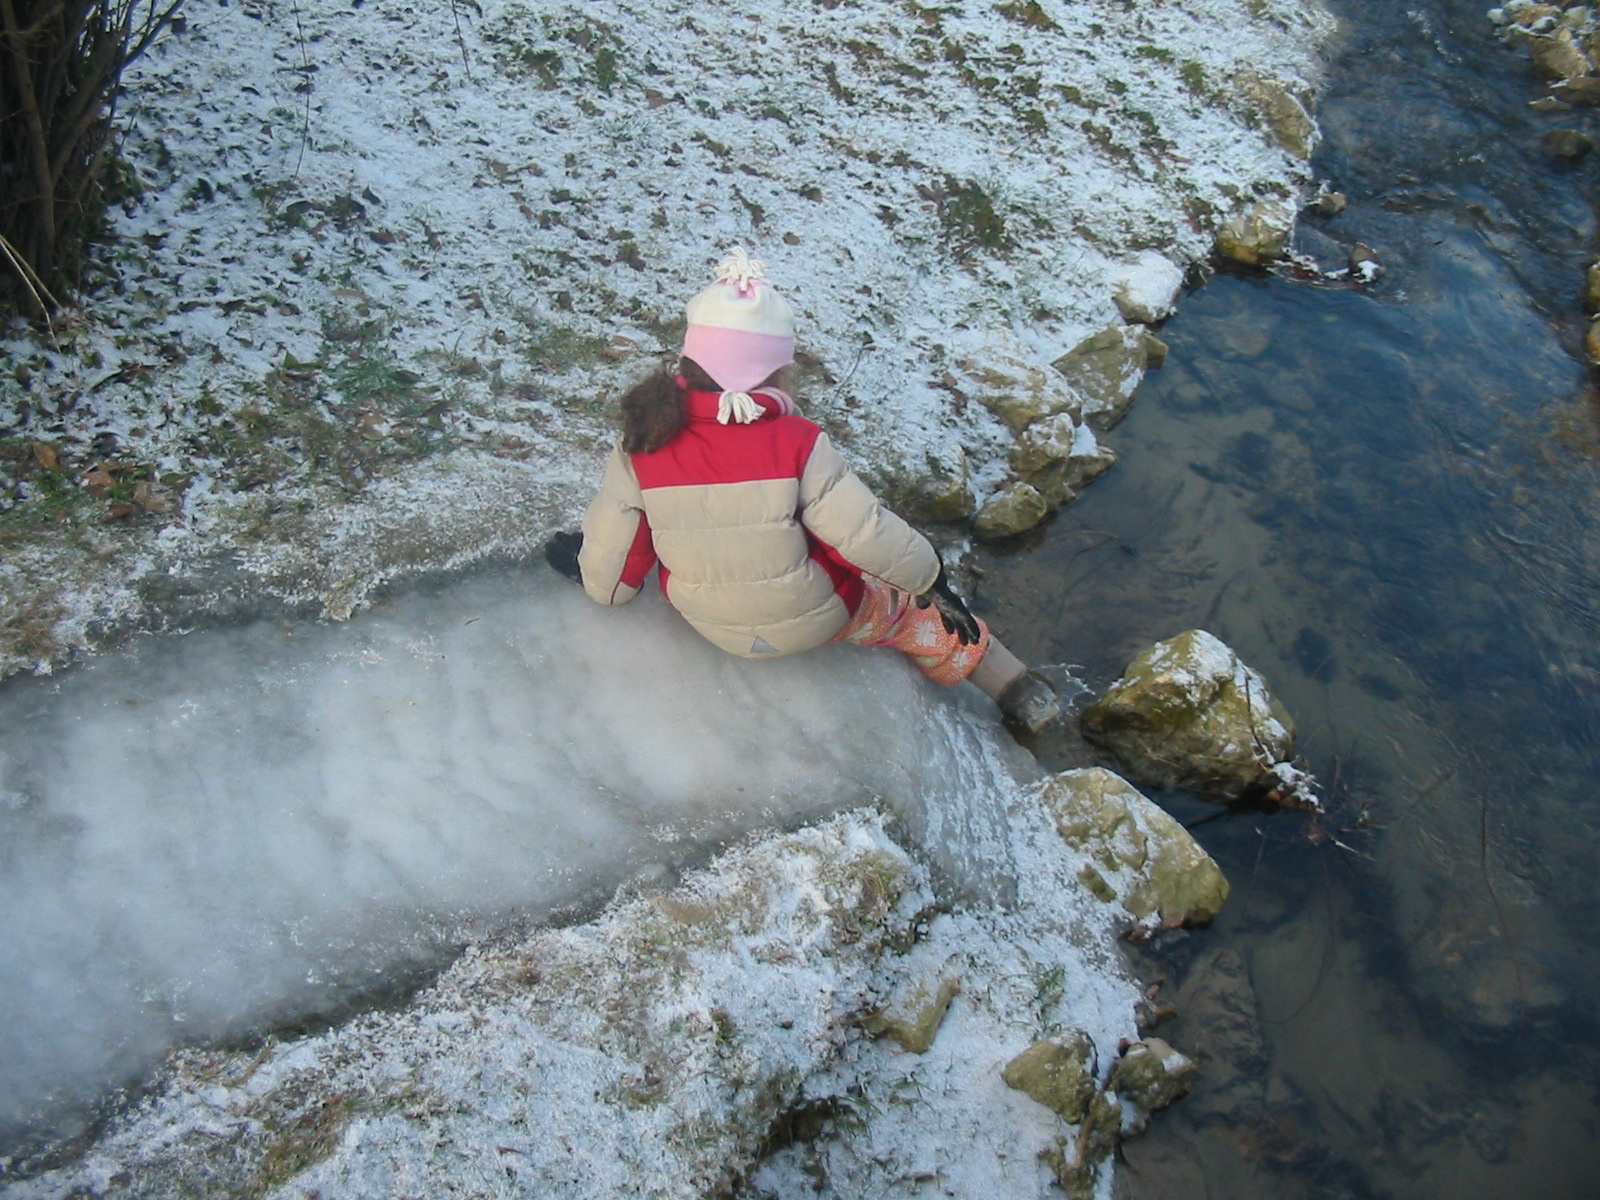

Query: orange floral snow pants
[[830, 579, 991, 686]]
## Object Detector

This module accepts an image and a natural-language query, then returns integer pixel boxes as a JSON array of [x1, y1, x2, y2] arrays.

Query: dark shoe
[[997, 671, 1061, 733]]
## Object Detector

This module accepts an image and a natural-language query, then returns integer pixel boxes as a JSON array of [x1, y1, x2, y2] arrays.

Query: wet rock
[[1551, 73, 1600, 102], [1080, 629, 1297, 799], [1111, 250, 1184, 324], [1002, 1029, 1098, 1122], [1493, 4, 1563, 32], [1010, 413, 1118, 505], [1348, 242, 1383, 282], [862, 971, 960, 1053], [1109, 1038, 1197, 1133], [1214, 199, 1296, 266], [1305, 185, 1347, 217], [1531, 27, 1594, 80], [1035, 767, 1231, 931], [1238, 74, 1318, 160], [1046, 1089, 1123, 1200], [1051, 324, 1167, 431], [957, 340, 1081, 433], [1542, 127, 1595, 157], [973, 480, 1050, 540]]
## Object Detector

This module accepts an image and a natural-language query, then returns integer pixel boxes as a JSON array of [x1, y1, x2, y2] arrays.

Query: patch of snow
[[2, 0, 1333, 670], [1112, 249, 1186, 320]]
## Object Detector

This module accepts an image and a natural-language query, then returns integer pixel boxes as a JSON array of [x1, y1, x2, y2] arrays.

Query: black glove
[[544, 530, 583, 583], [915, 562, 981, 645]]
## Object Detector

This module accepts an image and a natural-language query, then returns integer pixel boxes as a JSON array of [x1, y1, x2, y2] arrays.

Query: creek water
[[977, 2, 1600, 1196]]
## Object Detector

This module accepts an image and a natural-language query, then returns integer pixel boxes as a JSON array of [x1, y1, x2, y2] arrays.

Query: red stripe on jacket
[[613, 509, 658, 601]]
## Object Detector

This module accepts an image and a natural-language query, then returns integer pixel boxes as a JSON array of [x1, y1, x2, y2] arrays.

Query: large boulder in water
[[1214, 199, 1296, 266], [1081, 629, 1296, 799]]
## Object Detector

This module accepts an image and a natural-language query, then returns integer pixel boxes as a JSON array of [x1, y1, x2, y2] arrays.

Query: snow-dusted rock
[[1035, 767, 1231, 932], [1112, 251, 1186, 324], [1081, 629, 1297, 798], [959, 339, 1083, 435], [905, 441, 977, 522], [1214, 199, 1297, 266], [974, 479, 1051, 541], [1010, 413, 1118, 507], [1001, 1029, 1098, 1123], [1108, 1037, 1197, 1133], [1051, 324, 1168, 432]]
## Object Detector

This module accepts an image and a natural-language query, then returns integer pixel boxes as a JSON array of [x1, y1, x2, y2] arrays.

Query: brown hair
[[620, 358, 790, 454]]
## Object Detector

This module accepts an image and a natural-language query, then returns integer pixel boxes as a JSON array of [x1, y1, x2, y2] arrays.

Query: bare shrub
[[1, 0, 182, 319]]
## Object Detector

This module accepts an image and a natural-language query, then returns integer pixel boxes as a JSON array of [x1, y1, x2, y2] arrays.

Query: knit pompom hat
[[682, 248, 796, 410]]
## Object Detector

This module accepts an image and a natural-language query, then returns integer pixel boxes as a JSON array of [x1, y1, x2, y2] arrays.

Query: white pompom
[[714, 246, 767, 292]]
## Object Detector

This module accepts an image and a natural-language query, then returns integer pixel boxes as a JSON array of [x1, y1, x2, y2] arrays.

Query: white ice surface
[[0, 568, 1036, 1147]]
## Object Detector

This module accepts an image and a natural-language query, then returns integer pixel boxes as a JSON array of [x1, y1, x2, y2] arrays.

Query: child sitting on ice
[[544, 247, 1060, 733]]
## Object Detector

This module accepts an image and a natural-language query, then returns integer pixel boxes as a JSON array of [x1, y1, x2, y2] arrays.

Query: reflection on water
[[979, 2, 1600, 1195]]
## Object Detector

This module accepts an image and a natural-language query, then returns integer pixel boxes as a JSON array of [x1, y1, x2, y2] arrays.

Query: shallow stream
[[978, 2, 1600, 1195]]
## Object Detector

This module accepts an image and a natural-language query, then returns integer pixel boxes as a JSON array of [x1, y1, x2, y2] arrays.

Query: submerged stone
[[1080, 629, 1296, 798]]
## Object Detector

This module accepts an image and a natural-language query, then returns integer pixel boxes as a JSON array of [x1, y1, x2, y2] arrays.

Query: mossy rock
[[1109, 1037, 1196, 1128], [958, 341, 1082, 433], [1214, 200, 1295, 267], [862, 974, 960, 1054], [1237, 73, 1317, 159], [1531, 28, 1593, 81], [1045, 1088, 1123, 1200], [1001, 1029, 1097, 1122], [1050, 325, 1165, 431], [973, 480, 1051, 540], [1035, 767, 1230, 928], [1080, 629, 1295, 798]]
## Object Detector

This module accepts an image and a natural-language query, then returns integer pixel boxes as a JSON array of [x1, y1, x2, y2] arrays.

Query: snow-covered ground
[[0, 0, 1331, 675], [0, 0, 1334, 1194]]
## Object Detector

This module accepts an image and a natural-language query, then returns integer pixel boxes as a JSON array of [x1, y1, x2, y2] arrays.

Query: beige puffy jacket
[[579, 389, 938, 658]]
